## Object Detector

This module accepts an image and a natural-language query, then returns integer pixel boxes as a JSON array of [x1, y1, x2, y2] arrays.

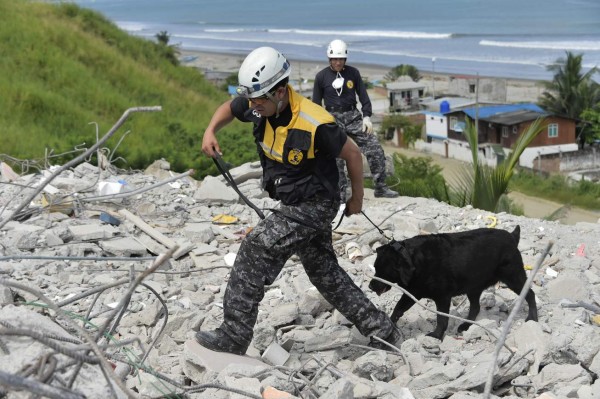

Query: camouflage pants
[[220, 197, 394, 348], [331, 109, 388, 196]]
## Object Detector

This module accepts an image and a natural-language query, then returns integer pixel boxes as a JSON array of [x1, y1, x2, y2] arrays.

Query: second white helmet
[[327, 39, 348, 58], [236, 47, 291, 98]]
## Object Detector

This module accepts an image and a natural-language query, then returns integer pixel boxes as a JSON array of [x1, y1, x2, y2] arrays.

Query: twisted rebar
[[0, 106, 161, 230]]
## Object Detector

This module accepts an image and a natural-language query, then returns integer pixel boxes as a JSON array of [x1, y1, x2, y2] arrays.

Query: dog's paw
[[425, 331, 444, 340], [457, 322, 472, 333]]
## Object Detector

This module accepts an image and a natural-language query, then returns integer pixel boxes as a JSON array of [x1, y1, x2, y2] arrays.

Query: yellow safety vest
[[259, 85, 335, 167]]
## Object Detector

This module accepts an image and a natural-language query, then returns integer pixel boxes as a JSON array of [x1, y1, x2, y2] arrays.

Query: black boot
[[369, 327, 402, 351], [195, 328, 248, 355], [374, 186, 399, 198]]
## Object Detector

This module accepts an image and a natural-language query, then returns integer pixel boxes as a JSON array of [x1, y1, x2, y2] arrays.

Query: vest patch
[[347, 80, 354, 89], [288, 149, 304, 165]]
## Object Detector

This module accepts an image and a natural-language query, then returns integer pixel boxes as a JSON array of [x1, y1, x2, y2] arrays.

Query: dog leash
[[332, 209, 385, 236], [212, 152, 265, 220], [213, 152, 387, 237]]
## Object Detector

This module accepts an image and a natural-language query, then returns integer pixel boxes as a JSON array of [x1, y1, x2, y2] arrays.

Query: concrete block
[[261, 342, 290, 366], [182, 339, 266, 374]]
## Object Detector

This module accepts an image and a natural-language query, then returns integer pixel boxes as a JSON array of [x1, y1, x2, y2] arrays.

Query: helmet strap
[[265, 87, 285, 118], [275, 100, 284, 118]]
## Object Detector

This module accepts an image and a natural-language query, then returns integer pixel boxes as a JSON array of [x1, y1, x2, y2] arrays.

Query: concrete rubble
[[0, 158, 599, 398]]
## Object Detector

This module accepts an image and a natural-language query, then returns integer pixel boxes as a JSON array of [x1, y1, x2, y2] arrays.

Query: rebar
[[0, 106, 161, 230], [483, 240, 553, 397], [0, 369, 85, 399]]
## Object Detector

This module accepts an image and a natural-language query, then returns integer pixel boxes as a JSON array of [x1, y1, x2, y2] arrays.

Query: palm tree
[[155, 30, 171, 46], [385, 64, 421, 82], [538, 51, 600, 147], [154, 30, 180, 66], [451, 118, 545, 212]]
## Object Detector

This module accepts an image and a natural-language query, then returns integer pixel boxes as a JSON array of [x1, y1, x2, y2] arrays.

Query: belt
[[326, 104, 356, 113]]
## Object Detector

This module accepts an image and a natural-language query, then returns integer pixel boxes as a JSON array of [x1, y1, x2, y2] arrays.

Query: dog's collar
[[389, 240, 413, 267], [389, 240, 405, 252]]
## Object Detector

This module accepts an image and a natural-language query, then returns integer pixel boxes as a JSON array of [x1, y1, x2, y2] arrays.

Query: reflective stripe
[[299, 110, 320, 128], [260, 141, 283, 161]]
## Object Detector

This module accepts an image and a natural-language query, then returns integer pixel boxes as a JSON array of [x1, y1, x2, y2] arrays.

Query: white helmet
[[327, 39, 348, 58], [236, 47, 291, 98]]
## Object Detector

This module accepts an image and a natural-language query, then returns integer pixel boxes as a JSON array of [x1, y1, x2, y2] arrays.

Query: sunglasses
[[248, 88, 280, 103]]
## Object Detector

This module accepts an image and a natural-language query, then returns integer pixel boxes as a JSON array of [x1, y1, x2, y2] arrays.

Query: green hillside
[[0, 0, 256, 178]]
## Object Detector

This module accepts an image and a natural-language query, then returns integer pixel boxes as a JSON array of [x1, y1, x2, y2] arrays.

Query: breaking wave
[[480, 40, 600, 51], [206, 28, 452, 40]]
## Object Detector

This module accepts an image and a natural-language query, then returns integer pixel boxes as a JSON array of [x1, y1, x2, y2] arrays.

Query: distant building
[[447, 75, 508, 103], [420, 103, 578, 169], [373, 77, 426, 112]]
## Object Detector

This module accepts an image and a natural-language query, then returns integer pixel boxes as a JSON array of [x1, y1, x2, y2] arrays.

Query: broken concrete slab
[[99, 237, 148, 257], [181, 339, 267, 378], [68, 224, 117, 241]]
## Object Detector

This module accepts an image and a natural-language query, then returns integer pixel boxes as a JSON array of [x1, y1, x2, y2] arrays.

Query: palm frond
[[448, 116, 546, 212]]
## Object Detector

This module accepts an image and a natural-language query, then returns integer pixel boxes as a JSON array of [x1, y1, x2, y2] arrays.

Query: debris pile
[[1, 156, 599, 399]]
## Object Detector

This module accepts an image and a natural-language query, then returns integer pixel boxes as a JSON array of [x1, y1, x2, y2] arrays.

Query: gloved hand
[[362, 116, 373, 134]]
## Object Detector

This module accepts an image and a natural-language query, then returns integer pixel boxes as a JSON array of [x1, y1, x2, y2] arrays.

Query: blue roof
[[228, 85, 238, 96], [460, 103, 544, 119]]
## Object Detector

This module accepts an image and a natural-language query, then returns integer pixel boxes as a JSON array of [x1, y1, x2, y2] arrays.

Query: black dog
[[369, 226, 537, 340]]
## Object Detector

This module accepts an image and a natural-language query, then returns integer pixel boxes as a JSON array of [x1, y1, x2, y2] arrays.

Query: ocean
[[69, 0, 600, 81]]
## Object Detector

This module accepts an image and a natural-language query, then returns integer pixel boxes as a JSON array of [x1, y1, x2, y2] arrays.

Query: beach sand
[[180, 49, 546, 103]]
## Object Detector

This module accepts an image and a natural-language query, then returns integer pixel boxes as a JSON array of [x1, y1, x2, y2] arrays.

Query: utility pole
[[432, 57, 436, 99], [475, 72, 480, 138]]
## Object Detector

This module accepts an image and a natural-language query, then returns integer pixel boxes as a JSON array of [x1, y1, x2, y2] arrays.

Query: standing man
[[198, 46, 399, 355], [313, 39, 399, 199]]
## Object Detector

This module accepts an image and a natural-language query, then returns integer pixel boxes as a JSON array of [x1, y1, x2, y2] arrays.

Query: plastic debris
[[546, 267, 558, 277], [345, 242, 363, 261], [486, 215, 497, 228], [212, 214, 239, 224], [98, 181, 125, 195], [224, 252, 237, 266], [100, 212, 121, 226]]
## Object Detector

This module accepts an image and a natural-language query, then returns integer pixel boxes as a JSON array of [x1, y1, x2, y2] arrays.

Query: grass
[[509, 169, 600, 211], [0, 0, 257, 179]]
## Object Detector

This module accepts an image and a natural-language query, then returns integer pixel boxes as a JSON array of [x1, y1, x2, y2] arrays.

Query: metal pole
[[475, 72, 479, 137], [432, 57, 436, 99]]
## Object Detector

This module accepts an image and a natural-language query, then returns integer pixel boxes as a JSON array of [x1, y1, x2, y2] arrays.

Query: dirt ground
[[383, 145, 600, 225]]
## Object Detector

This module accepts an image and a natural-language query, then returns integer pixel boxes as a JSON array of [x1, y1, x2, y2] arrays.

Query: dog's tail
[[511, 225, 521, 244]]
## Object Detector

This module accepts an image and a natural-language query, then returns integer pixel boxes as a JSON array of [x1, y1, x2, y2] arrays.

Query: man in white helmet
[[313, 39, 399, 199], [198, 46, 399, 355]]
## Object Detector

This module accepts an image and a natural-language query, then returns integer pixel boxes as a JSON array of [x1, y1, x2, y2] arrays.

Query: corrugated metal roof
[[483, 109, 546, 125], [461, 103, 544, 119], [386, 80, 427, 90]]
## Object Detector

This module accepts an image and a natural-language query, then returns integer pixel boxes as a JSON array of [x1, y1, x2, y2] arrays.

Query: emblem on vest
[[347, 80, 354, 89], [288, 149, 304, 165]]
